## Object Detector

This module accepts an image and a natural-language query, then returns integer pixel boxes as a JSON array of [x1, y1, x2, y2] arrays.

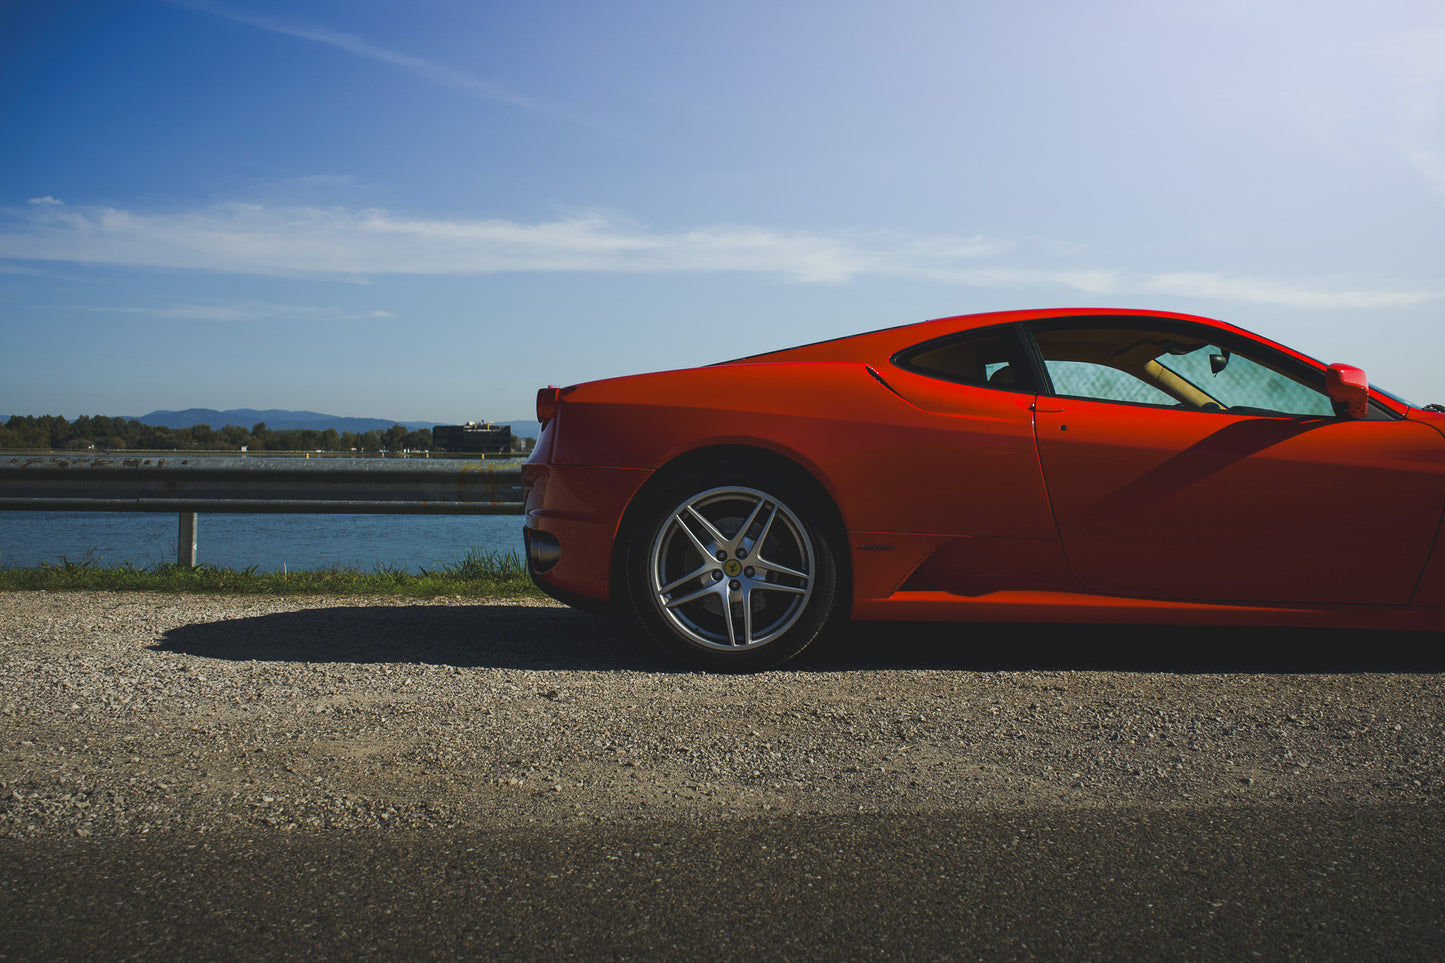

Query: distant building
[[432, 421, 514, 453]]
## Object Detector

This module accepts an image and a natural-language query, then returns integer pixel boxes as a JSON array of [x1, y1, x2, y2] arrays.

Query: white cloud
[[0, 261, 64, 277], [0, 200, 1001, 284], [912, 267, 1124, 295], [1139, 272, 1440, 309], [83, 303, 397, 323], [27, 196, 63, 206], [0, 198, 1437, 310], [170, 0, 539, 110]]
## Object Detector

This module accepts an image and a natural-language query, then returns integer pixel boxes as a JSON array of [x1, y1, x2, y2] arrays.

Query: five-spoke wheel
[[629, 466, 839, 670]]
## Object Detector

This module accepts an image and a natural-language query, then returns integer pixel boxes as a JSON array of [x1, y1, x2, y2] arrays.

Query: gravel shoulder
[[2, 591, 1443, 838]]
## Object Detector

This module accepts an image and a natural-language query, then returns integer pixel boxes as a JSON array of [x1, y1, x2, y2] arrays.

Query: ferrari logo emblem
[[723, 559, 743, 577]]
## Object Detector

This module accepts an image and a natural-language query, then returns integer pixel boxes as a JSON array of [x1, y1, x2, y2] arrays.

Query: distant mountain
[[134, 408, 539, 436], [499, 420, 542, 441], [134, 408, 434, 433]]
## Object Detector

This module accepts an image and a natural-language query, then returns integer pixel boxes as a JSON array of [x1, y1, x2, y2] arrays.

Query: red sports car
[[522, 307, 1445, 670]]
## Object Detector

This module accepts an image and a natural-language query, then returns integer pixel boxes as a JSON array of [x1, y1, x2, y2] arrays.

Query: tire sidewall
[[626, 462, 840, 671]]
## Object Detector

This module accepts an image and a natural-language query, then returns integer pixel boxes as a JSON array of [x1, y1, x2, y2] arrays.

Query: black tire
[[626, 462, 841, 671]]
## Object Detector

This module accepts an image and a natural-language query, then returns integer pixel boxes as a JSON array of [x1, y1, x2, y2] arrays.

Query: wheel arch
[[609, 443, 852, 614]]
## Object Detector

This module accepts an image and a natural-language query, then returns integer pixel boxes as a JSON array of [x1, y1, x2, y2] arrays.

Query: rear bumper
[[522, 461, 652, 613]]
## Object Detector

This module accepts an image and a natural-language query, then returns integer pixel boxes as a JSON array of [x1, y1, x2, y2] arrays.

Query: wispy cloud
[[83, 302, 397, 323], [0, 199, 1002, 284], [1, 198, 1437, 310], [169, 0, 537, 109], [1139, 272, 1440, 310], [0, 261, 66, 278]]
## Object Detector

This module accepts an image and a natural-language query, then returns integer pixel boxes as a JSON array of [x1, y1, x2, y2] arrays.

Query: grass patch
[[0, 548, 543, 598]]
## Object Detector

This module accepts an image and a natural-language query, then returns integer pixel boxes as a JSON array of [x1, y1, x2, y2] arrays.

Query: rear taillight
[[536, 386, 561, 427]]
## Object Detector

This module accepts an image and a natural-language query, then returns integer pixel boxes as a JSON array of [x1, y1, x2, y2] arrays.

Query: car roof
[[719, 307, 1256, 367]]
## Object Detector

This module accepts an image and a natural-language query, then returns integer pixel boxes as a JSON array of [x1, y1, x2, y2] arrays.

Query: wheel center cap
[[723, 559, 743, 577]]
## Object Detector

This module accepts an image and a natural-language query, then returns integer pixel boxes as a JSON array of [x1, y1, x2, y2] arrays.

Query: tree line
[[1, 415, 437, 453]]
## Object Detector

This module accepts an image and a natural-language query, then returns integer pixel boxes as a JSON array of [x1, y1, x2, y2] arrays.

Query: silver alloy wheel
[[647, 485, 815, 651]]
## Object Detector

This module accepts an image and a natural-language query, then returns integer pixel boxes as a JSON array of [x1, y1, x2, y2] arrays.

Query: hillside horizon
[[125, 408, 541, 439]]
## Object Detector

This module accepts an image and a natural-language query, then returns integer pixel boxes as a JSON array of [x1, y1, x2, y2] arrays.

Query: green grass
[[0, 548, 543, 598]]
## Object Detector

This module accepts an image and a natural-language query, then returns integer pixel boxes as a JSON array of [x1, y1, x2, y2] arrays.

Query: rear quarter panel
[[549, 361, 1056, 542]]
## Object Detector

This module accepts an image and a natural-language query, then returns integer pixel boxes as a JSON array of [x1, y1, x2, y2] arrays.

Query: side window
[[894, 326, 1032, 391], [1032, 324, 1334, 417], [1153, 346, 1334, 417], [1044, 359, 1176, 405]]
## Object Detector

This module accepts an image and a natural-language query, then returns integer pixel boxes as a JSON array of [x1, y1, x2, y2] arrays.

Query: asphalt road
[[4, 803, 1443, 961]]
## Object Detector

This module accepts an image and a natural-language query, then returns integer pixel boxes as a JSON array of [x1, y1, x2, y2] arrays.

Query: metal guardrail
[[0, 455, 525, 514], [0, 455, 525, 566]]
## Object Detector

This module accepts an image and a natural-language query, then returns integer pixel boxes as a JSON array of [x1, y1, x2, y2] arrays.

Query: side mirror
[[1326, 363, 1369, 420]]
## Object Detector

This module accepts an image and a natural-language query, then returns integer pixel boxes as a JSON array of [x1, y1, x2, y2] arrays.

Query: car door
[[864, 323, 1075, 596], [1027, 319, 1445, 605]]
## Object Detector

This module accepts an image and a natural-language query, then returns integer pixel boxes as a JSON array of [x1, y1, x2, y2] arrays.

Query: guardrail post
[[177, 512, 197, 568]]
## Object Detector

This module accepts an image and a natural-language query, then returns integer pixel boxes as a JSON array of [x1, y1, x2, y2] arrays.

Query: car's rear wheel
[[627, 465, 840, 671]]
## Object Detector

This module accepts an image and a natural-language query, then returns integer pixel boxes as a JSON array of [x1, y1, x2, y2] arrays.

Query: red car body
[[523, 307, 1445, 669]]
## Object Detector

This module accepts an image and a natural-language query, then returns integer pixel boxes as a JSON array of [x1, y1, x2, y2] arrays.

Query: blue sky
[[3, 0, 1443, 422]]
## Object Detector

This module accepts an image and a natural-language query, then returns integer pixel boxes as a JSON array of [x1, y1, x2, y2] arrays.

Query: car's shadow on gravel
[[153, 604, 674, 672], [152, 603, 1445, 674], [816, 621, 1445, 674]]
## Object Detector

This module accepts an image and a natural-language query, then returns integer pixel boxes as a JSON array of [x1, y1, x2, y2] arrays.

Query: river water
[[0, 512, 526, 573]]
